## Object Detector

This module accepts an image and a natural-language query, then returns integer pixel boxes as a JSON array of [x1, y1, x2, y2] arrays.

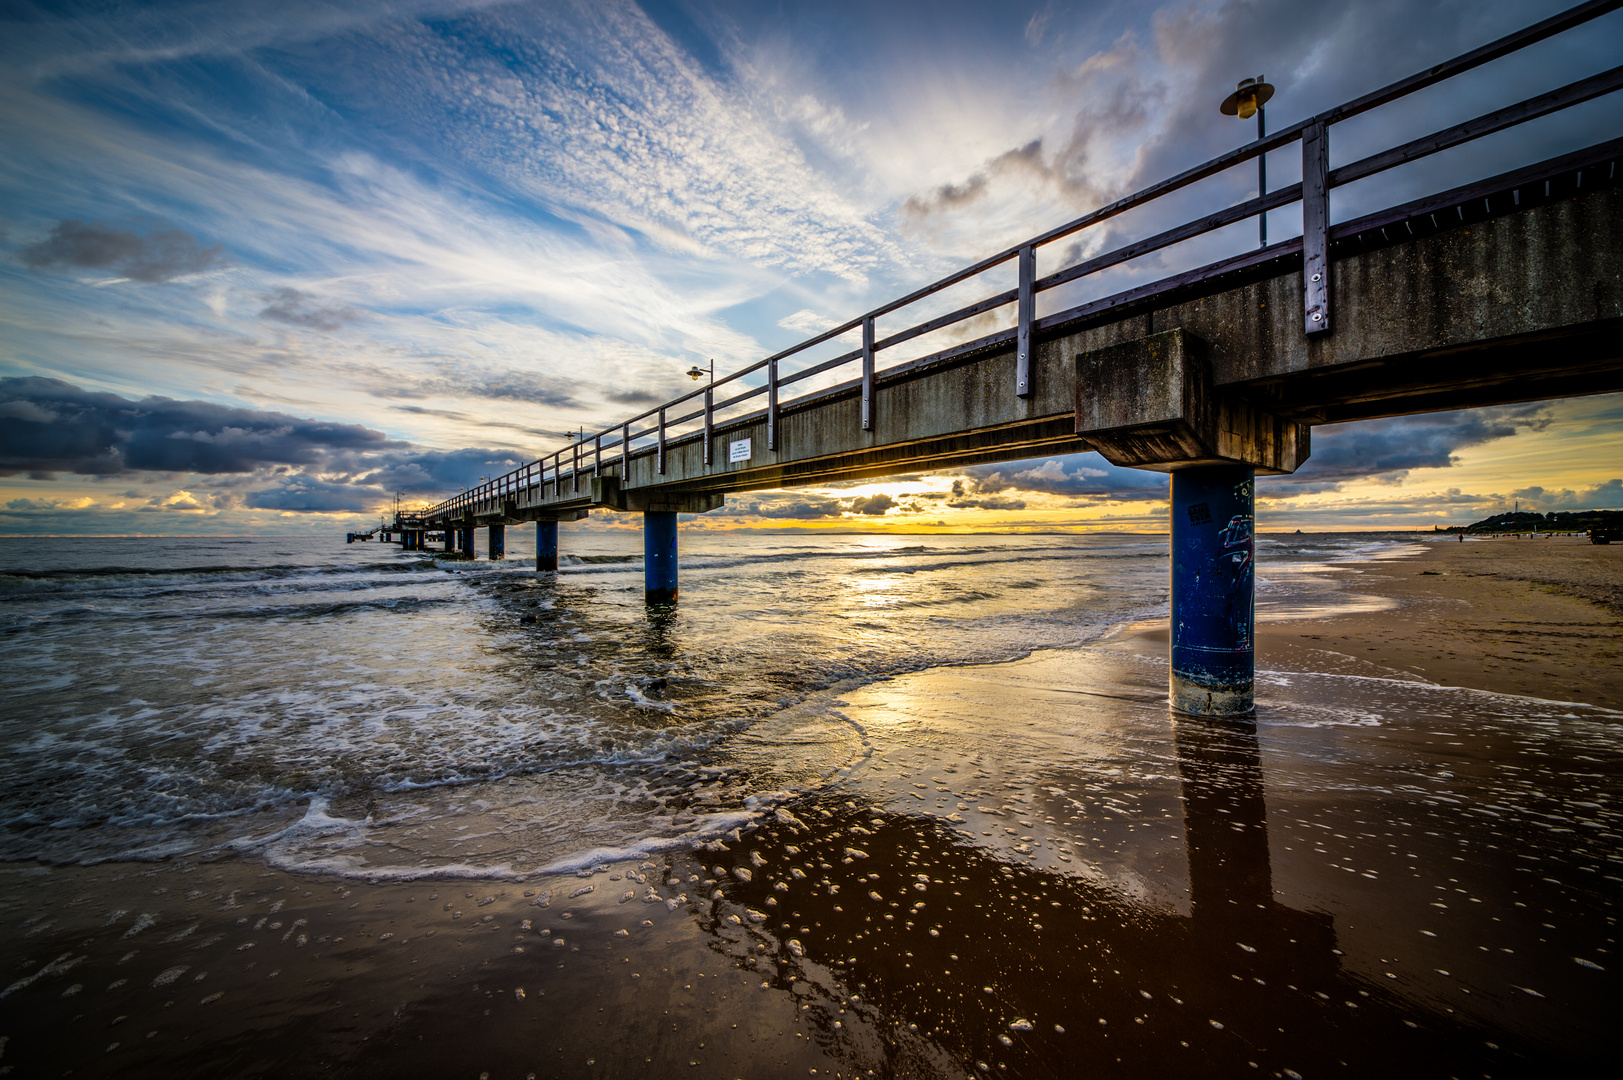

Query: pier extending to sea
[[376, 1, 1623, 717]]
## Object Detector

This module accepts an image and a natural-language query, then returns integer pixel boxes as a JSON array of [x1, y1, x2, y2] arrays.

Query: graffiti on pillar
[[1219, 503, 1254, 652], [1219, 513, 1254, 576]]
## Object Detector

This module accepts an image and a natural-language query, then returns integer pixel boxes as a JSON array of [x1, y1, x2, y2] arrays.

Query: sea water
[[1, 530, 1618, 1077], [0, 531, 1402, 876]]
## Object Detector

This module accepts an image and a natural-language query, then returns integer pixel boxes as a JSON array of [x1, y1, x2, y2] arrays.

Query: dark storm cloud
[[20, 219, 228, 282], [957, 453, 1169, 502], [0, 377, 397, 477], [731, 495, 845, 519], [1264, 405, 1550, 489], [947, 494, 1028, 511], [356, 448, 528, 493], [259, 287, 362, 331], [845, 493, 896, 516], [373, 369, 580, 410], [387, 405, 573, 442], [605, 387, 670, 407], [244, 477, 378, 512], [948, 406, 1543, 506], [1510, 478, 1623, 510], [902, 138, 1114, 222], [0, 376, 551, 515]]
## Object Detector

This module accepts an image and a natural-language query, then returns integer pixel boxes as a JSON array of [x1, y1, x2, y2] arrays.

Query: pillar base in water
[[644, 510, 678, 604], [536, 520, 558, 572], [458, 527, 474, 558], [1170, 465, 1256, 717], [1170, 676, 1255, 718], [488, 523, 505, 560]]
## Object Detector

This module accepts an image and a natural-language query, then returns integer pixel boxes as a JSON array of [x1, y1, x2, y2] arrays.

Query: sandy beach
[[1258, 536, 1623, 708], [2, 535, 1619, 1079]]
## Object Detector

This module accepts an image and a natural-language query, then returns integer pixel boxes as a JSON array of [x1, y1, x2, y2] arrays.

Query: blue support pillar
[[458, 527, 475, 558], [536, 520, 559, 572], [443, 528, 455, 553], [644, 510, 679, 604], [1170, 465, 1255, 716], [488, 523, 505, 560]]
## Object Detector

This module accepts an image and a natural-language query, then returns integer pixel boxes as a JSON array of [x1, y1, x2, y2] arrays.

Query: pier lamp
[[686, 359, 714, 383], [1220, 75, 1274, 247]]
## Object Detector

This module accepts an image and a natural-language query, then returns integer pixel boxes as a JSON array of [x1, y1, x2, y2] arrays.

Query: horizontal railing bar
[[1329, 64, 1623, 189], [873, 289, 1019, 352], [1326, 135, 1623, 244], [1035, 239, 1303, 334], [777, 347, 863, 387], [714, 382, 769, 411], [1038, 183, 1303, 292], [1317, 0, 1622, 127]]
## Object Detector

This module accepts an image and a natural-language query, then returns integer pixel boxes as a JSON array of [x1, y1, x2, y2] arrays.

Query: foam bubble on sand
[[2, 953, 84, 999], [530, 812, 759, 878], [623, 685, 676, 713]]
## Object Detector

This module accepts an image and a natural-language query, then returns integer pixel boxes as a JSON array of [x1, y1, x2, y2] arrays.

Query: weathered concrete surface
[[590, 476, 726, 514], [422, 174, 1621, 527], [1075, 330, 1310, 473]]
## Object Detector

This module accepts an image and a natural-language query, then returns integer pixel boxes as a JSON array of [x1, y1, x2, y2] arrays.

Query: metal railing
[[422, 0, 1622, 521]]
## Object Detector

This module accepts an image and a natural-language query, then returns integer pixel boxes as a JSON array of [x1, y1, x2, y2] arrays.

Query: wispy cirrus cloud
[[1, 0, 1618, 538]]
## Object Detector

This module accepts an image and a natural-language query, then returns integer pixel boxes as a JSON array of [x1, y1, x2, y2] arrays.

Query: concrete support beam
[[458, 527, 475, 557], [1170, 465, 1256, 716], [1077, 330, 1308, 473], [442, 529, 454, 553], [644, 511, 679, 605], [488, 523, 505, 560], [536, 520, 559, 573], [592, 475, 725, 515]]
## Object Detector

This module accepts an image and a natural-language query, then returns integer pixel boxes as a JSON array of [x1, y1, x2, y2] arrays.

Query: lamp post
[[685, 359, 714, 384], [1221, 75, 1275, 248]]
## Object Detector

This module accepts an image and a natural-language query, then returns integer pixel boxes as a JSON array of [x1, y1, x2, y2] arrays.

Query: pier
[[382, 2, 1623, 718]]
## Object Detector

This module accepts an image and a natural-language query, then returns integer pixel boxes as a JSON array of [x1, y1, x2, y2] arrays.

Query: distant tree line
[[1435, 509, 1623, 534]]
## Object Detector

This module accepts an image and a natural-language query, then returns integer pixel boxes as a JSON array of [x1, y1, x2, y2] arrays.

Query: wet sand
[[1260, 536, 1623, 709], [3, 537, 1620, 1078]]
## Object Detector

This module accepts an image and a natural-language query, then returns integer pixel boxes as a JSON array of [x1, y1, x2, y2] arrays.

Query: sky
[[1, 0, 1620, 536]]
